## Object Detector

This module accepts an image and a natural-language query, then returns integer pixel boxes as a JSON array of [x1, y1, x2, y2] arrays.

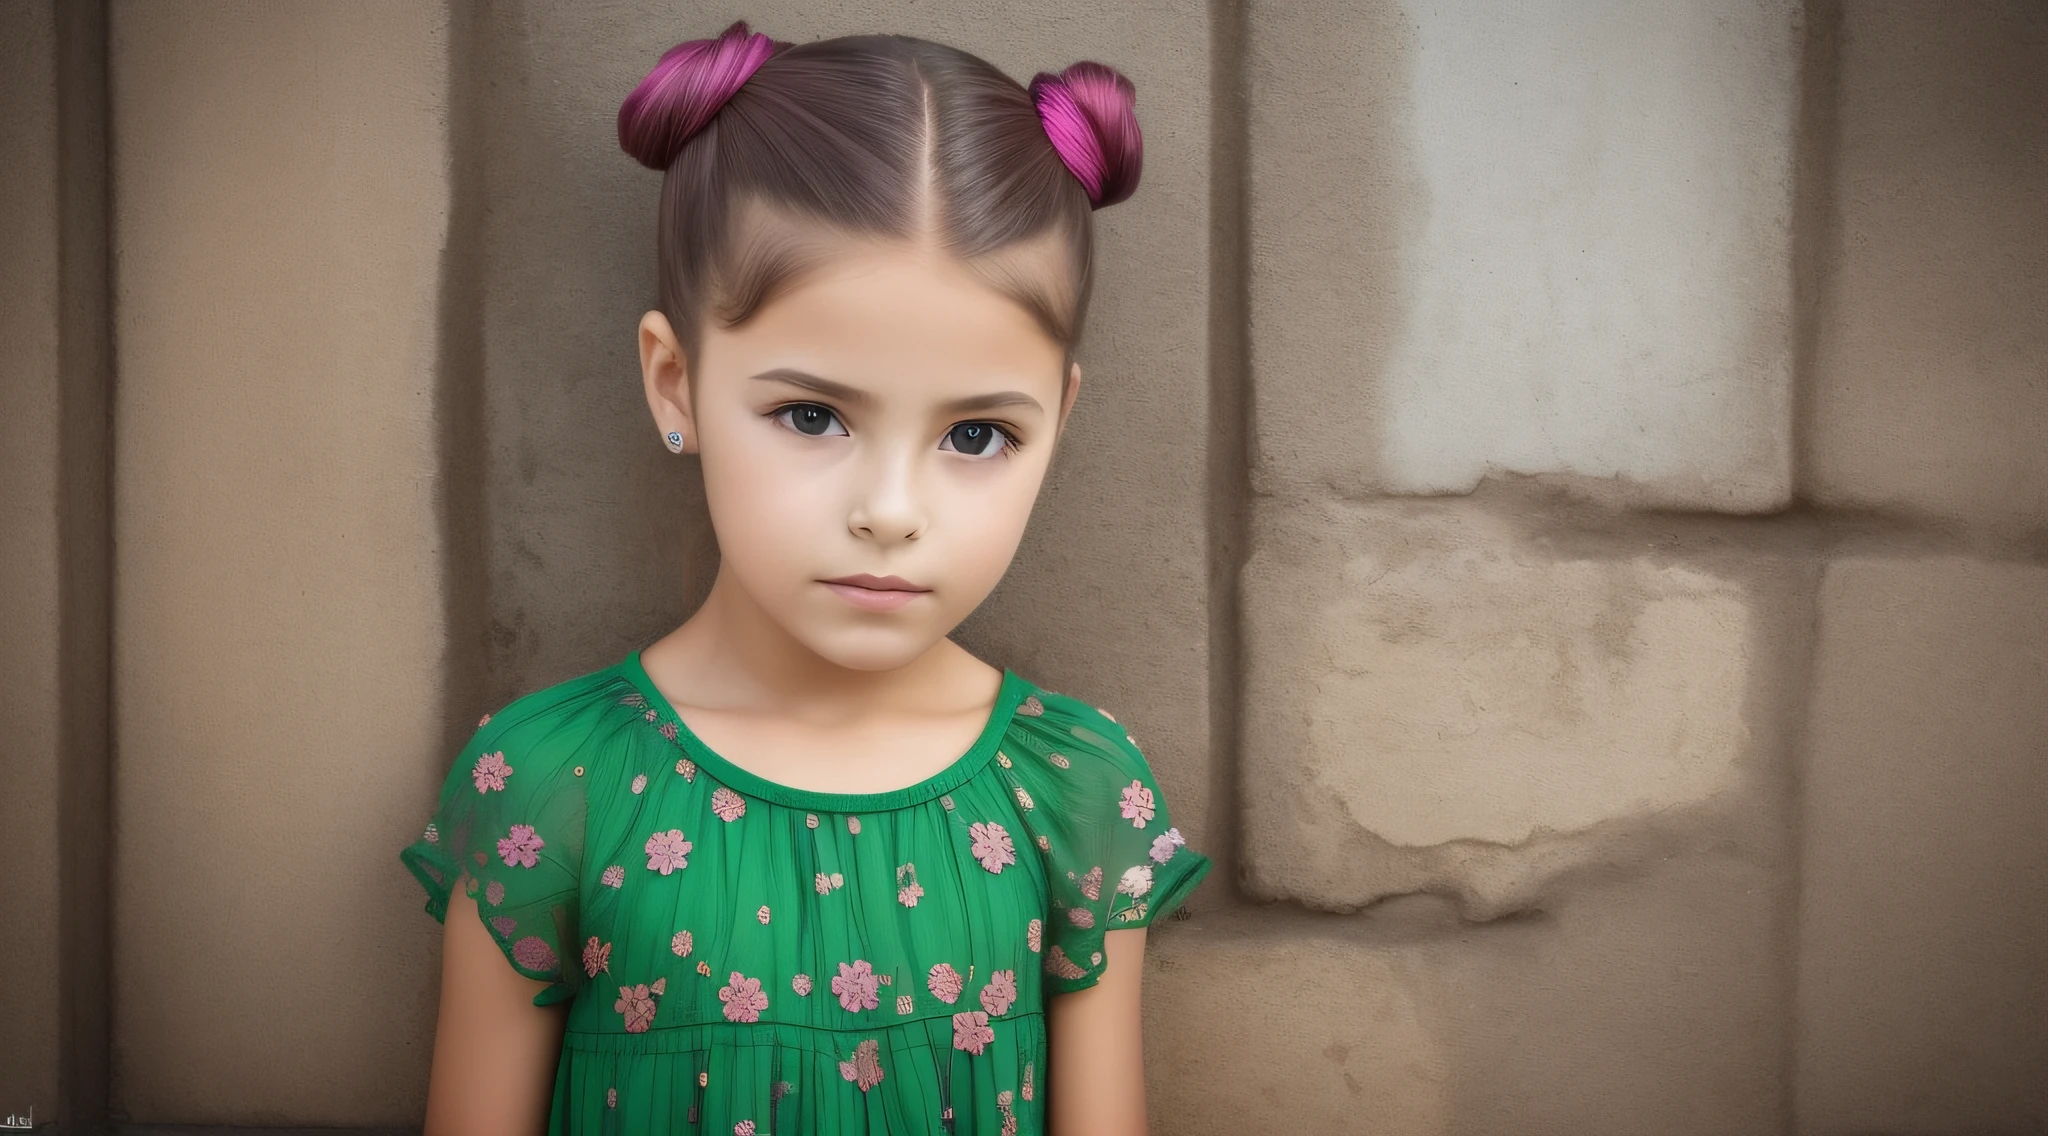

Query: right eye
[[773, 403, 847, 438]]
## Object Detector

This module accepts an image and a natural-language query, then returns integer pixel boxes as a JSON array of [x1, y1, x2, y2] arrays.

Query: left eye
[[940, 422, 1012, 458]]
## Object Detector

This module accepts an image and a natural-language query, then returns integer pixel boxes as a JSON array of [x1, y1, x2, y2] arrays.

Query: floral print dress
[[400, 648, 1210, 1135]]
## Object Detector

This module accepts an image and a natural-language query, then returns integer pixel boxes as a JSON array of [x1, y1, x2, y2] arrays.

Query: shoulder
[[477, 660, 644, 747], [451, 659, 647, 791], [1004, 678, 1162, 799]]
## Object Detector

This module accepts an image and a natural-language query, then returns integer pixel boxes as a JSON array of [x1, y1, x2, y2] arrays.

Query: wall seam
[[436, 0, 493, 761], [1784, 3, 1844, 1132], [55, 0, 115, 1131], [1204, 0, 1252, 903]]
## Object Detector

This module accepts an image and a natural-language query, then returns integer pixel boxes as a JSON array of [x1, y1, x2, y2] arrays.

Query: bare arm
[[1045, 927, 1149, 1136], [422, 873, 568, 1136]]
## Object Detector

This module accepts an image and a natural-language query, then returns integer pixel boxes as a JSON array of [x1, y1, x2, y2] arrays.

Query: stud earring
[[664, 430, 685, 453]]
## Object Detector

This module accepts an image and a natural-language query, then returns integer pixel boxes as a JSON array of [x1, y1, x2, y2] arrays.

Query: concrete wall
[[1, 1, 69, 1123], [105, 0, 452, 1125], [2, 1, 112, 1130], [2, 1, 2042, 1133]]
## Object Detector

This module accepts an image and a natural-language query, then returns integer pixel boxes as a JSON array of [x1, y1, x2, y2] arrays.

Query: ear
[[640, 310, 698, 453], [1055, 359, 1082, 439]]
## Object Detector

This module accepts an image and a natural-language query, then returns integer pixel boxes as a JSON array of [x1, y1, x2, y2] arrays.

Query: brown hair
[[618, 22, 1142, 372]]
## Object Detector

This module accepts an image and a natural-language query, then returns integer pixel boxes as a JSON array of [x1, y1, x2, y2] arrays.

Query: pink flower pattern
[[645, 828, 692, 874], [1119, 780, 1155, 827], [1044, 945, 1087, 980], [615, 982, 658, 1032], [472, 750, 512, 793], [711, 786, 746, 821], [583, 937, 611, 977], [512, 936, 556, 972], [1150, 827, 1185, 863], [928, 962, 964, 1004], [719, 971, 767, 1023], [838, 1038, 885, 1092], [735, 1122, 755, 1136], [832, 960, 879, 1012], [497, 824, 543, 868], [478, 712, 492, 727], [424, 681, 1203, 1113], [980, 969, 1017, 1016], [952, 1011, 994, 1055], [601, 864, 625, 888], [970, 821, 1016, 874]]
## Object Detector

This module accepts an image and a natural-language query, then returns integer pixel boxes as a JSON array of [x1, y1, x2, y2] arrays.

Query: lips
[[822, 574, 929, 592], [821, 574, 929, 613]]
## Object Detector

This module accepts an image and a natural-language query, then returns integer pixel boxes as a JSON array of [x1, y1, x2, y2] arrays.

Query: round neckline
[[619, 648, 1030, 812]]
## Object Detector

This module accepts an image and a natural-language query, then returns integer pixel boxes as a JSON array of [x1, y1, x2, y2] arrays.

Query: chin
[[799, 626, 943, 673]]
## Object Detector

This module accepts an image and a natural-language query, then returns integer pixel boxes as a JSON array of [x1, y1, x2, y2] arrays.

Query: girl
[[400, 20, 1208, 1136]]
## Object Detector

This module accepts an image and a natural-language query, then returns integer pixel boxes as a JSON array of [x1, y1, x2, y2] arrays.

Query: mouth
[[821, 574, 930, 593], [820, 574, 930, 612]]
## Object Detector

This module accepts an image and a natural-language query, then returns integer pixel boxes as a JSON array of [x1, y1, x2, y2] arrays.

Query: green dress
[[400, 648, 1210, 1135]]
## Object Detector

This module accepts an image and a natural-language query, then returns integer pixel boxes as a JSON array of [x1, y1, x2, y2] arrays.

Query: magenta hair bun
[[619, 20, 783, 170], [1029, 61, 1142, 209]]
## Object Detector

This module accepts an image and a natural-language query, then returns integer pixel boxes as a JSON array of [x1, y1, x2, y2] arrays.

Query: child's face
[[641, 236, 1079, 673]]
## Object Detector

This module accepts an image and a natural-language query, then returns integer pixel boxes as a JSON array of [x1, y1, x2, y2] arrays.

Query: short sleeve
[[399, 699, 589, 1007], [1006, 692, 1212, 994]]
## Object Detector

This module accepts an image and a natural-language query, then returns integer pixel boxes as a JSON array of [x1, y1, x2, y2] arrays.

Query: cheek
[[699, 433, 834, 573], [930, 464, 1042, 575]]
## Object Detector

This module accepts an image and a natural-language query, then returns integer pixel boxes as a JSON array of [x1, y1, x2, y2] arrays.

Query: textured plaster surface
[[1807, 3, 2048, 532], [1251, 0, 1798, 510], [0, 0, 63, 1112], [1147, 849, 1784, 1135], [108, 1, 451, 1121], [1239, 494, 1787, 914], [1796, 557, 2048, 1134]]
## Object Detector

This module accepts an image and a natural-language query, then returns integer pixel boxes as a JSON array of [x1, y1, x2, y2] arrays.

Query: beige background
[[2, 1, 2042, 1133]]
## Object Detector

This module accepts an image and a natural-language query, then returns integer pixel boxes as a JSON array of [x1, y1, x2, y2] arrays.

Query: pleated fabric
[[401, 648, 1209, 1135]]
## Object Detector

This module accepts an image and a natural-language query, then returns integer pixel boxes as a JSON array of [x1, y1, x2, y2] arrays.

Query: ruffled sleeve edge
[[399, 838, 578, 1008]]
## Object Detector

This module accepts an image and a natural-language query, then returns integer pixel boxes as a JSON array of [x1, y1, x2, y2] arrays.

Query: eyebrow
[[750, 368, 1043, 416]]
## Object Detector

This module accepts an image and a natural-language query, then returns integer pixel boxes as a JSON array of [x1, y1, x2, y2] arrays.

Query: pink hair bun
[[619, 20, 784, 170], [1029, 61, 1142, 209]]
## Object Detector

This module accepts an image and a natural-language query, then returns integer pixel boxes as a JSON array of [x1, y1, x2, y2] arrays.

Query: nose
[[846, 443, 926, 544]]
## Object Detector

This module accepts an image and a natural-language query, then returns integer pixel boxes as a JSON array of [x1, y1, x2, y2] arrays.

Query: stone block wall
[[2, 2, 2041, 1133]]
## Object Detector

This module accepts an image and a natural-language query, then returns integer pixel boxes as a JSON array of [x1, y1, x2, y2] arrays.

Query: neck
[[646, 564, 985, 718]]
